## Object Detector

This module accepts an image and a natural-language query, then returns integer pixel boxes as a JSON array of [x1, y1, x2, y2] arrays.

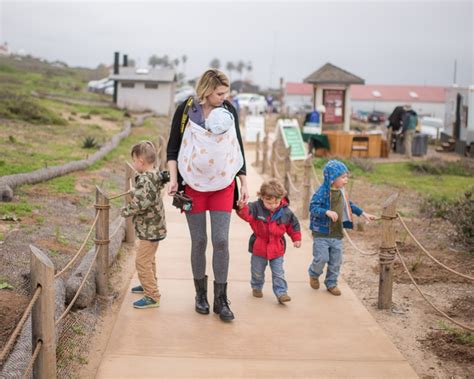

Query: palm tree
[[173, 58, 180, 68], [236, 60, 245, 81], [226, 61, 235, 81], [210, 58, 221, 69], [148, 54, 160, 68], [181, 54, 188, 76]]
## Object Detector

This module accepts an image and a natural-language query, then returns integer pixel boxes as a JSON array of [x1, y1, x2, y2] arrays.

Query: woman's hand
[[239, 183, 249, 204], [167, 180, 178, 196], [238, 175, 249, 204], [293, 241, 302, 248]]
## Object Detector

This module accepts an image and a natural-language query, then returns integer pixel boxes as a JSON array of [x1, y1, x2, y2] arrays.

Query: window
[[145, 83, 158, 89], [121, 82, 135, 88]]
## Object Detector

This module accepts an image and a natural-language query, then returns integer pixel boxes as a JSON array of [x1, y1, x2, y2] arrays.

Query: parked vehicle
[[352, 110, 369, 122], [367, 111, 386, 124], [174, 86, 196, 105], [87, 78, 114, 94], [235, 93, 267, 114]]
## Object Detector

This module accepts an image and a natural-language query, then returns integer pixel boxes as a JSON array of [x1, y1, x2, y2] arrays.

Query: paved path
[[95, 161, 418, 378]]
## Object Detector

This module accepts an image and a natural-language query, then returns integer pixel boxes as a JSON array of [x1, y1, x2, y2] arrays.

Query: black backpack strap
[[180, 97, 194, 134]]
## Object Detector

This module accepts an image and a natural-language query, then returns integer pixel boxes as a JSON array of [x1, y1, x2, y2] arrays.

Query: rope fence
[[21, 340, 42, 379], [54, 212, 100, 279], [1, 123, 168, 378], [252, 121, 473, 333], [0, 286, 42, 364], [397, 213, 474, 281], [56, 249, 100, 325], [395, 247, 474, 332]]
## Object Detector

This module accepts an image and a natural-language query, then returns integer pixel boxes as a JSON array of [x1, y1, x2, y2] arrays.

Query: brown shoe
[[277, 294, 291, 303], [252, 289, 263, 298], [309, 276, 320, 290], [327, 286, 341, 296]]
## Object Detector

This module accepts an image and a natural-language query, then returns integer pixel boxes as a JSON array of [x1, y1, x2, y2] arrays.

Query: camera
[[158, 170, 170, 184], [172, 192, 193, 212]]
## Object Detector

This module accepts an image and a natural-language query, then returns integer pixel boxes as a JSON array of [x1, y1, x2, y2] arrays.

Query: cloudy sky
[[1, 0, 472, 88]]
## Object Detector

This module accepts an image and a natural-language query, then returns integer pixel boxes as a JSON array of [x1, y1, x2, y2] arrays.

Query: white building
[[0, 42, 10, 56], [443, 84, 474, 154], [351, 84, 447, 119], [109, 67, 176, 116], [284, 82, 313, 114]]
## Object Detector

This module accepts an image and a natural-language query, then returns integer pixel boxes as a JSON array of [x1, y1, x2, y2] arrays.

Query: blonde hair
[[130, 140, 156, 164], [258, 179, 287, 199], [195, 69, 230, 104]]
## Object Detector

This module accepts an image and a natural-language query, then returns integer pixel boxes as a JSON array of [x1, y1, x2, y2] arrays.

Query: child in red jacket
[[237, 179, 301, 303]]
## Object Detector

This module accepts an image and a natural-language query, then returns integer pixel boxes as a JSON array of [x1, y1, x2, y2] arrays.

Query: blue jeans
[[308, 237, 343, 289], [250, 255, 288, 297]]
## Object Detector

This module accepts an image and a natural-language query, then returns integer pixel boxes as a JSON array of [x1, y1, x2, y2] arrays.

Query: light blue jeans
[[308, 237, 343, 289], [251, 255, 288, 297]]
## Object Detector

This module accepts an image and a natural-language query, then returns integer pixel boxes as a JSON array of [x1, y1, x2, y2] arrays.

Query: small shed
[[304, 63, 364, 131], [109, 67, 176, 116]]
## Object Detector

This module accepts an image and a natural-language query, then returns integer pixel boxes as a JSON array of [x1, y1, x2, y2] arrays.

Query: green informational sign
[[278, 119, 306, 160]]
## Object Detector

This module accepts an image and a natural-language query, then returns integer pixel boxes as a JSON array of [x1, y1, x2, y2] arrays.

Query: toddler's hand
[[326, 210, 338, 222], [236, 199, 246, 209], [293, 241, 301, 248], [362, 212, 377, 222]]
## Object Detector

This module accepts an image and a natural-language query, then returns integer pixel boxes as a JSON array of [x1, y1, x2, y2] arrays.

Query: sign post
[[277, 119, 306, 161]]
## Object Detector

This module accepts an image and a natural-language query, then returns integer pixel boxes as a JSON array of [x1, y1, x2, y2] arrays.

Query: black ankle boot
[[213, 281, 235, 321], [194, 276, 210, 314]]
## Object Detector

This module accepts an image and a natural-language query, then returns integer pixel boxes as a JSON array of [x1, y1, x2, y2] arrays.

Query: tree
[[173, 58, 180, 68], [148, 54, 160, 68], [181, 54, 188, 76], [236, 60, 245, 80], [210, 58, 221, 69], [226, 61, 235, 80]]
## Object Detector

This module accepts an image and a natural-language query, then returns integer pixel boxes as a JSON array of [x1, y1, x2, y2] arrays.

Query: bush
[[82, 136, 97, 149], [409, 157, 474, 177], [448, 191, 474, 249], [0, 89, 67, 125]]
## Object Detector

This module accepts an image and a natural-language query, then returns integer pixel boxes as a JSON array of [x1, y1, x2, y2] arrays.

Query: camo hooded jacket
[[121, 170, 167, 241]]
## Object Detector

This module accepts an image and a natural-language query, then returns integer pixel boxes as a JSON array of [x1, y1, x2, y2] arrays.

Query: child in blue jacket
[[308, 160, 376, 296]]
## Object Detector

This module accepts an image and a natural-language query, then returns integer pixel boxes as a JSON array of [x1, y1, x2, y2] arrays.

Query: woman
[[167, 69, 248, 321]]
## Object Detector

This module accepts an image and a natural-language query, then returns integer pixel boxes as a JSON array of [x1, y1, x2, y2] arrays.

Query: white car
[[235, 93, 267, 114], [88, 78, 114, 93], [175, 86, 196, 104]]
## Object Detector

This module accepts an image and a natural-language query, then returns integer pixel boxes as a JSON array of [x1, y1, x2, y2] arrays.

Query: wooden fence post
[[30, 245, 57, 379], [284, 146, 291, 196], [124, 163, 135, 243], [262, 133, 269, 174], [159, 136, 167, 172], [95, 186, 110, 298], [378, 193, 399, 309], [302, 155, 312, 219], [255, 132, 261, 167], [271, 141, 277, 177]]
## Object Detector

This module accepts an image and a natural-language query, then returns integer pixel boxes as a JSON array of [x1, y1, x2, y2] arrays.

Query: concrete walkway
[[95, 162, 418, 378]]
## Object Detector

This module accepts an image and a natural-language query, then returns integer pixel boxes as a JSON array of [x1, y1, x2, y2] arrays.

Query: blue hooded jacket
[[309, 160, 363, 234]]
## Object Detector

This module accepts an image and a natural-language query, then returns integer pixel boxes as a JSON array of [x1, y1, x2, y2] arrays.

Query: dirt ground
[[340, 176, 474, 378]]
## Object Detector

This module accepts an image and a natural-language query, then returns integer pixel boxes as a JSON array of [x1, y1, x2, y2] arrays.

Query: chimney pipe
[[114, 51, 120, 74], [123, 54, 128, 67], [113, 51, 119, 103]]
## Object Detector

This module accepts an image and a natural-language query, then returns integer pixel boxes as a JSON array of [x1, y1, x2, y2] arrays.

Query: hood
[[323, 160, 348, 187]]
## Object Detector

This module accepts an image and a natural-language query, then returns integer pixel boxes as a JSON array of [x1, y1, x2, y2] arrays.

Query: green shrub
[[82, 136, 97, 149], [409, 157, 474, 177], [448, 190, 474, 249], [0, 89, 67, 125]]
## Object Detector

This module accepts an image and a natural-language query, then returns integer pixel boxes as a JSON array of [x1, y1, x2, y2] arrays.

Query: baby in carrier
[[206, 107, 235, 135]]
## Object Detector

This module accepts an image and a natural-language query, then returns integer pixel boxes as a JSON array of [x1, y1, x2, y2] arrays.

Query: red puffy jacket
[[237, 198, 301, 260]]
